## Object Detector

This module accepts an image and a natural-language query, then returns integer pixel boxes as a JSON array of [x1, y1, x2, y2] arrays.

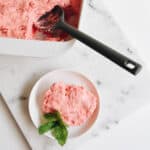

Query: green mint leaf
[[39, 111, 69, 146], [38, 122, 55, 135], [44, 113, 58, 122], [52, 124, 68, 146], [55, 111, 68, 127]]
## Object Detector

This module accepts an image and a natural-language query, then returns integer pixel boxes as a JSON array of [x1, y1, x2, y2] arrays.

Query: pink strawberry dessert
[[42, 82, 97, 126], [0, 0, 82, 41]]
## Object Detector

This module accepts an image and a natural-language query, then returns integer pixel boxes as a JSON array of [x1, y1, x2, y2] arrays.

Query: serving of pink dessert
[[0, 0, 82, 41], [42, 82, 97, 126]]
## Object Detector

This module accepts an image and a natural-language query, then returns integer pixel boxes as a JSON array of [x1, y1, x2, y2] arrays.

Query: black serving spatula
[[37, 5, 142, 75]]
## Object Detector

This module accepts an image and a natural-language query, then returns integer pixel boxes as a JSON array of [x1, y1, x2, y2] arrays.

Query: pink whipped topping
[[42, 82, 97, 126], [0, 0, 82, 41]]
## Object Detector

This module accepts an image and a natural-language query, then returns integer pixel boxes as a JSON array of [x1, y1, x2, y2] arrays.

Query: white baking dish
[[0, 0, 85, 57]]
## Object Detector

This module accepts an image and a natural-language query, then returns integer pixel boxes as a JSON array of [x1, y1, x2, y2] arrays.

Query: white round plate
[[29, 70, 100, 139]]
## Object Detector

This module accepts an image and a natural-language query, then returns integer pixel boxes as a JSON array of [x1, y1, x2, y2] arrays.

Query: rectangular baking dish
[[0, 0, 85, 57]]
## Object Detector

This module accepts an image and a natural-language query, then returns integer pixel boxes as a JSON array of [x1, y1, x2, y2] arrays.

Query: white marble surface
[[0, 95, 28, 150], [103, 0, 150, 68], [0, 0, 150, 149], [78, 104, 150, 150]]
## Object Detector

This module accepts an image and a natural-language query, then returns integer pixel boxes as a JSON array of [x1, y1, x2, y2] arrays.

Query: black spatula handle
[[57, 21, 142, 75]]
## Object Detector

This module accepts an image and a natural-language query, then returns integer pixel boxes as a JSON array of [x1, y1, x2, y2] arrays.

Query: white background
[[0, 0, 150, 149]]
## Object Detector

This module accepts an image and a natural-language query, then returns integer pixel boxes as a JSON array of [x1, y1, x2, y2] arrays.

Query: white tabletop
[[0, 0, 150, 149]]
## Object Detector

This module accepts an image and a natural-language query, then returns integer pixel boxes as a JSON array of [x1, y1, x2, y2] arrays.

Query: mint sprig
[[38, 111, 68, 146], [38, 121, 55, 134], [52, 124, 68, 146]]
